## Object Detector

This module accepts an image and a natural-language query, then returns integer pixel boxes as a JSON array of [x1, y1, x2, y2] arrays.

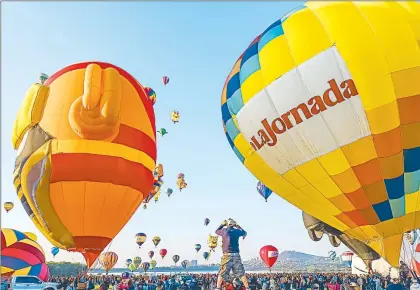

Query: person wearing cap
[[349, 282, 360, 290], [215, 218, 248, 290]]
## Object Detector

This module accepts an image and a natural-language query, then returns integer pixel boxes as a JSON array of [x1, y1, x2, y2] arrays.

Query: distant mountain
[[277, 250, 325, 261]]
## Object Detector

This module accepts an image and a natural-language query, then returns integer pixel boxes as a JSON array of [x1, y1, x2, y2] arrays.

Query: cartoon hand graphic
[[69, 63, 121, 140]]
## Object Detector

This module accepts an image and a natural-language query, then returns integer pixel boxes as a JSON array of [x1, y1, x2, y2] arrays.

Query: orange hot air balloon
[[12, 62, 157, 269], [99, 252, 118, 274]]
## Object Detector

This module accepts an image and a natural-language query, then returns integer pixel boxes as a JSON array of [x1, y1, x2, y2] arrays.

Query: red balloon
[[259, 245, 278, 269], [159, 248, 167, 259]]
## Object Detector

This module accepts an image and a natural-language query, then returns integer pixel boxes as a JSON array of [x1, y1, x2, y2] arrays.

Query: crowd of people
[[47, 272, 410, 290]]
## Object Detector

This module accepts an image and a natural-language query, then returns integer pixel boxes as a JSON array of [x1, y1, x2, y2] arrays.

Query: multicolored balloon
[[128, 263, 137, 272], [221, 2, 420, 267], [256, 182, 273, 202], [152, 236, 161, 247], [125, 258, 133, 267], [150, 260, 157, 269], [1, 229, 50, 281], [144, 87, 157, 105], [405, 230, 419, 246], [39, 73, 49, 85], [341, 251, 354, 267], [12, 62, 157, 268], [158, 128, 168, 137], [159, 249, 167, 259], [136, 233, 147, 248], [99, 252, 118, 274], [141, 262, 150, 273], [4, 202, 14, 213], [259, 245, 278, 270], [133, 257, 142, 267], [51, 247, 60, 257], [181, 260, 189, 270], [148, 251, 154, 259], [172, 255, 180, 264], [176, 173, 187, 191], [162, 76, 169, 86], [195, 244, 202, 253], [328, 250, 337, 260]]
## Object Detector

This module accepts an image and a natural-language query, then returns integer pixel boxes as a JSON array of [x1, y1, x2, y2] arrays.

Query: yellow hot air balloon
[[221, 1, 420, 267], [23, 232, 38, 241], [4, 202, 14, 213], [154, 190, 161, 203], [150, 260, 157, 269], [208, 235, 218, 252], [155, 164, 164, 178], [170, 111, 180, 124], [99, 252, 118, 274], [133, 256, 142, 268], [12, 62, 157, 268]]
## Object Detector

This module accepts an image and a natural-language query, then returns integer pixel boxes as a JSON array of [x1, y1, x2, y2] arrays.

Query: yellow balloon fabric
[[23, 232, 37, 241], [221, 1, 420, 267]]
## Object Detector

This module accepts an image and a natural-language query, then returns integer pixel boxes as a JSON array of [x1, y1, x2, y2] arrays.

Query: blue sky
[[1, 1, 347, 267]]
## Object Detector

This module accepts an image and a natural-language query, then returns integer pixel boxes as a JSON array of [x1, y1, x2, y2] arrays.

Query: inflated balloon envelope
[[221, 1, 420, 267], [12, 62, 157, 268]]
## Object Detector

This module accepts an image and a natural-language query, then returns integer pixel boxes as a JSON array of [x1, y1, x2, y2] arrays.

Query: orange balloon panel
[[12, 62, 157, 268]]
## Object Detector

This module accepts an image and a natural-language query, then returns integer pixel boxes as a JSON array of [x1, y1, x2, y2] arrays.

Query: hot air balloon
[[172, 255, 180, 265], [51, 247, 60, 257], [204, 218, 210, 226], [144, 87, 157, 105], [302, 211, 380, 270], [166, 188, 173, 197], [203, 252, 210, 261], [342, 251, 354, 267], [162, 76, 169, 86], [136, 233, 147, 248], [177, 173, 187, 191], [152, 236, 161, 247], [260, 245, 278, 271], [4, 202, 14, 213], [12, 62, 157, 269], [100, 252, 118, 274], [141, 262, 150, 273], [128, 263, 137, 272], [125, 259, 133, 268], [133, 257, 142, 268], [158, 128, 168, 137], [405, 230, 419, 246], [1, 228, 50, 281], [181, 260, 189, 270], [221, 1, 420, 267], [154, 191, 161, 203], [170, 111, 180, 124], [159, 249, 167, 259], [328, 250, 337, 260], [149, 251, 155, 259], [150, 260, 157, 270], [256, 182, 273, 202], [155, 164, 164, 178], [23, 232, 37, 241], [195, 244, 202, 253], [39, 73, 49, 85], [208, 235, 218, 252]]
